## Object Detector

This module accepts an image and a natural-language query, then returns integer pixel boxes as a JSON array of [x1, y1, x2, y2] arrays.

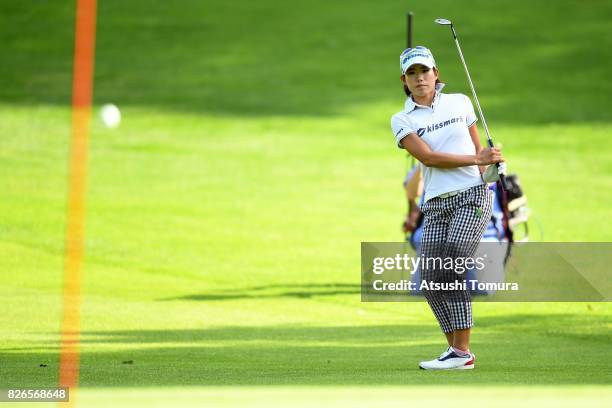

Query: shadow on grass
[[2, 313, 610, 387], [161, 283, 362, 301]]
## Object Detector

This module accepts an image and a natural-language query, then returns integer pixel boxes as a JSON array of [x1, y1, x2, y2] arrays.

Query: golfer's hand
[[476, 147, 504, 165], [402, 218, 412, 233], [402, 215, 416, 233], [402, 211, 420, 233]]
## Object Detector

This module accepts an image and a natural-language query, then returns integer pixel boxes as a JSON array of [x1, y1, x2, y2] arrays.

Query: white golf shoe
[[419, 347, 475, 370]]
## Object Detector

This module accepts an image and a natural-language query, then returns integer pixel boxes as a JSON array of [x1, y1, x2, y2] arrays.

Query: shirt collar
[[404, 82, 446, 112]]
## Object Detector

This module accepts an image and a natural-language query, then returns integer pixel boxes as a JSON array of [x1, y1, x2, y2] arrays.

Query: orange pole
[[59, 0, 97, 405]]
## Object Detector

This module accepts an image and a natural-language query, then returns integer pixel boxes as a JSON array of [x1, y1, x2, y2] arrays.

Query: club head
[[435, 18, 452, 26]]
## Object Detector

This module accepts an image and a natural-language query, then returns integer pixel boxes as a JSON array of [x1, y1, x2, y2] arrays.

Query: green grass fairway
[[0, 0, 611, 406], [56, 386, 612, 408]]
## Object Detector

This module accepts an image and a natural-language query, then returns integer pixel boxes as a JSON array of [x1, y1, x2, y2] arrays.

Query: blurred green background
[[0, 0, 610, 405]]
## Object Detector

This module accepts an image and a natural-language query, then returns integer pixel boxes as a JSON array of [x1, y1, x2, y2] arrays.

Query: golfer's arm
[[405, 168, 421, 215], [469, 124, 486, 173], [469, 124, 483, 153], [405, 166, 422, 200], [400, 133, 478, 168]]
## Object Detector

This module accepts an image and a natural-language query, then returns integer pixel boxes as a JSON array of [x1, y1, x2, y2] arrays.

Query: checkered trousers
[[419, 184, 493, 333]]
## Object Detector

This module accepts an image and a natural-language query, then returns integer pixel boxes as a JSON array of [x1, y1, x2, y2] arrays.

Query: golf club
[[435, 18, 507, 191]]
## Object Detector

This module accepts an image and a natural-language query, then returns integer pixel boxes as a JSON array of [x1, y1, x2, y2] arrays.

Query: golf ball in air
[[100, 104, 121, 128]]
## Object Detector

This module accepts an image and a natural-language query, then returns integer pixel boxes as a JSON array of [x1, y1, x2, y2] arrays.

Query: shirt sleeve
[[390, 113, 416, 148], [463, 95, 478, 127]]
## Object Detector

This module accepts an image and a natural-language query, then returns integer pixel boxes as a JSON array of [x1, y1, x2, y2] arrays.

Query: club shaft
[[451, 35, 493, 145], [407, 12, 413, 48], [446, 23, 507, 191]]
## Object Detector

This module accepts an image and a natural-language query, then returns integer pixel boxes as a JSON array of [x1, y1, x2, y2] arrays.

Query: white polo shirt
[[390, 84, 484, 202]]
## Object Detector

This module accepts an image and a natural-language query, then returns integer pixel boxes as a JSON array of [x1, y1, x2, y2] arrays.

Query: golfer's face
[[403, 64, 438, 97]]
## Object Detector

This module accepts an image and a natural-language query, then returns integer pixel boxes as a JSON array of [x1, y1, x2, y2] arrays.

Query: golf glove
[[482, 162, 507, 183]]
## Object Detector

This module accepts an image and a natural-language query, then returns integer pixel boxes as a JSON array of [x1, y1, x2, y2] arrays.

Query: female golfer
[[390, 46, 504, 370]]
